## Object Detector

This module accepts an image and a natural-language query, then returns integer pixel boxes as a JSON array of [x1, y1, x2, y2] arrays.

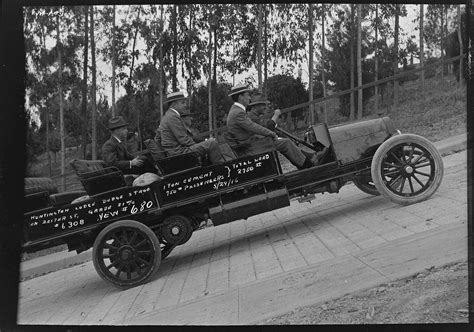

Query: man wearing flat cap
[[158, 91, 225, 164], [226, 85, 321, 169], [102, 116, 154, 174]]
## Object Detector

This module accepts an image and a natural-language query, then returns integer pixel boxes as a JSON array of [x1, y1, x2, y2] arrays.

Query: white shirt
[[170, 108, 181, 117], [112, 135, 132, 168], [233, 102, 246, 111]]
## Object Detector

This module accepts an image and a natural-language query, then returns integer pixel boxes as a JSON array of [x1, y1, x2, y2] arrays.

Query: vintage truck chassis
[[22, 116, 444, 288]]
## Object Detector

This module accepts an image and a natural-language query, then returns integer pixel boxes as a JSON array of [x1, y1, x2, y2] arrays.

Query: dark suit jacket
[[158, 109, 196, 155], [101, 136, 134, 172], [248, 111, 277, 131], [226, 104, 275, 145]]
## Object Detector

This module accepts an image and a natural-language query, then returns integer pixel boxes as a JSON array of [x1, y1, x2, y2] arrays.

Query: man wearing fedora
[[158, 91, 225, 164], [102, 116, 154, 174], [247, 92, 280, 131], [226, 85, 320, 169]]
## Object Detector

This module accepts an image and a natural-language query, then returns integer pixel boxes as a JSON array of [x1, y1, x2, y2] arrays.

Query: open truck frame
[[22, 117, 444, 288]]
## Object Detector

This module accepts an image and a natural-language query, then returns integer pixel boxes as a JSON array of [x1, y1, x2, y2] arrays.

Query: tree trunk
[[172, 5, 178, 91], [159, 5, 164, 118], [212, 27, 218, 130], [321, 3, 327, 123], [136, 97, 142, 150], [45, 108, 51, 177], [208, 11, 213, 133], [112, 5, 116, 117], [90, 6, 97, 160], [440, 5, 445, 79], [357, 4, 363, 119], [393, 4, 399, 109], [349, 4, 355, 120], [57, 13, 65, 190], [420, 4, 425, 94], [257, 4, 263, 90], [445, 5, 449, 75], [81, 6, 89, 159], [308, 4, 315, 124], [374, 4, 379, 112], [264, 5, 268, 91], [232, 35, 236, 86], [127, 5, 142, 95], [187, 5, 193, 107], [457, 4, 463, 85]]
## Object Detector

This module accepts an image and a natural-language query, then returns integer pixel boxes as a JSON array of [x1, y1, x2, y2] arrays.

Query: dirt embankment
[[261, 261, 468, 325]]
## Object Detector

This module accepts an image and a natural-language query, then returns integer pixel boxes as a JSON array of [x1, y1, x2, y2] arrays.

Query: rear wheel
[[371, 134, 443, 205], [92, 220, 161, 289], [353, 171, 380, 196]]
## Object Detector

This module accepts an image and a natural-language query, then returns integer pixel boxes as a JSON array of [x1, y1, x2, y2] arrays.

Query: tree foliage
[[24, 4, 463, 167]]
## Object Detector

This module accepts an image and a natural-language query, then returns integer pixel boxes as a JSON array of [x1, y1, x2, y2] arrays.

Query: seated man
[[102, 116, 156, 175], [247, 92, 280, 131], [226, 85, 325, 169], [159, 91, 225, 165]]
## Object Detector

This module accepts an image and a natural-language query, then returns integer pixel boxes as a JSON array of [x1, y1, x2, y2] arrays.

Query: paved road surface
[[17, 150, 467, 325]]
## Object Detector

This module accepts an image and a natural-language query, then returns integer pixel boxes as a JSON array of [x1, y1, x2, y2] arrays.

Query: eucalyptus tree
[[272, 4, 308, 72], [112, 6, 116, 116], [271, 3, 313, 122], [257, 4, 263, 89], [170, 4, 178, 91], [98, 5, 120, 116], [308, 3, 315, 123], [320, 3, 329, 122], [456, 5, 463, 84], [90, 6, 97, 159], [420, 4, 425, 92], [393, 4, 400, 107], [24, 7, 57, 174], [80, 6, 89, 159], [357, 4, 363, 119], [324, 4, 375, 117], [424, 5, 446, 58], [100, 5, 139, 107], [350, 4, 355, 120], [196, 4, 245, 131], [148, 5, 167, 117], [365, 4, 406, 110], [176, 4, 207, 106], [126, 5, 143, 95], [56, 9, 65, 187], [24, 6, 84, 171], [375, 4, 380, 109]]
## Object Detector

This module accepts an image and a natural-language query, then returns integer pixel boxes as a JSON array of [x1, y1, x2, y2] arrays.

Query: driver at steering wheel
[[226, 85, 325, 169]]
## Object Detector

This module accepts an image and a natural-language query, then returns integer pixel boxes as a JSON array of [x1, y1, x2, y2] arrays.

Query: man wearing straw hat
[[102, 116, 155, 174], [159, 91, 225, 164], [226, 85, 320, 169]]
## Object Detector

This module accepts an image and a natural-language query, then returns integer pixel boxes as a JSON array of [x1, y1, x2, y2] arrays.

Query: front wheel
[[371, 134, 443, 205], [92, 220, 161, 289]]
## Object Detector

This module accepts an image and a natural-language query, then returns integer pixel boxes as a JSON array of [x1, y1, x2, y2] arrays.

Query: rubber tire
[[353, 174, 380, 196], [92, 220, 161, 289], [371, 134, 443, 205]]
